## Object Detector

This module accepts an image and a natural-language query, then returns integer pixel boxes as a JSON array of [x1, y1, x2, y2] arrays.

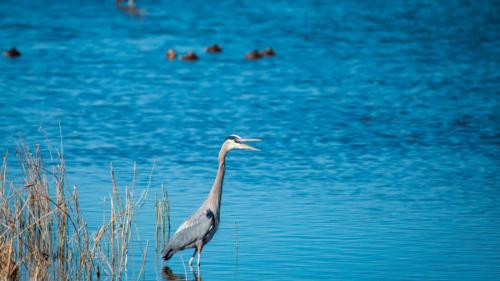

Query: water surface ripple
[[1, 0, 499, 280]]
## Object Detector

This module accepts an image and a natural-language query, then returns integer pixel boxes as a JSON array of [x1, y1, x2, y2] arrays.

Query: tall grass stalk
[[0, 142, 158, 281], [155, 184, 171, 253]]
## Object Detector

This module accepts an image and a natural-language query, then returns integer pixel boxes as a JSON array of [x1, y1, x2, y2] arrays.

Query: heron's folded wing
[[169, 211, 214, 250]]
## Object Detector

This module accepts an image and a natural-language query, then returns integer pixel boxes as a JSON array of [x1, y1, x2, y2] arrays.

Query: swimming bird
[[245, 50, 262, 60], [205, 44, 223, 53], [260, 47, 275, 56], [166, 49, 177, 60], [161, 135, 260, 267], [115, 0, 144, 15], [2, 47, 21, 58], [181, 51, 199, 61]]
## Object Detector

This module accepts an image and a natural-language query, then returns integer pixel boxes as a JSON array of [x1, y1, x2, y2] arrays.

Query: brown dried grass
[[0, 140, 168, 280]]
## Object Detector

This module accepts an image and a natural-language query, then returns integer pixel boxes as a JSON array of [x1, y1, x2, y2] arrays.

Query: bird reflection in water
[[162, 266, 201, 281]]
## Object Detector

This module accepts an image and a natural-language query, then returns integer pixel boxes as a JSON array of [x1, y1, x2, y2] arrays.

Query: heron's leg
[[196, 241, 204, 267], [196, 266, 201, 281], [188, 248, 197, 267]]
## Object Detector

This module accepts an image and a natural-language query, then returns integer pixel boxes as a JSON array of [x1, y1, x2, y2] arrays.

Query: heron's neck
[[207, 148, 228, 213]]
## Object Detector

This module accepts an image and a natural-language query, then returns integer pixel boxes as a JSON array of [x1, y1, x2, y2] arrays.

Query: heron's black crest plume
[[225, 134, 241, 142]]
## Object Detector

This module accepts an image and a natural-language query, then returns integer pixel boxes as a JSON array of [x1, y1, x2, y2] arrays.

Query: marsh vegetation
[[0, 142, 170, 280]]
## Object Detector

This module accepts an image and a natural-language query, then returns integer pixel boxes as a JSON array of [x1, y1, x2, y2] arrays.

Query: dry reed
[[0, 141, 170, 281]]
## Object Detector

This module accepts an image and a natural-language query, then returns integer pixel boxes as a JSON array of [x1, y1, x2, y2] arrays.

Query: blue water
[[1, 0, 500, 280]]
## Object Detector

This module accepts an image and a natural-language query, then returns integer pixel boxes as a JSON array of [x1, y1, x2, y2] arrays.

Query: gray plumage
[[161, 135, 260, 266], [161, 201, 218, 261]]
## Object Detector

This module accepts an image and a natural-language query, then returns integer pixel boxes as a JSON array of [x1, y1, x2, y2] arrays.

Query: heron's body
[[161, 135, 259, 266]]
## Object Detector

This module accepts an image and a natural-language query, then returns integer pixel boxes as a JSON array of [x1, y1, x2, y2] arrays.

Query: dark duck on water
[[2, 47, 21, 58]]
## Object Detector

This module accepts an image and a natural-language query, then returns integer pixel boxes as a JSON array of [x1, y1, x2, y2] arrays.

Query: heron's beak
[[238, 138, 261, 151]]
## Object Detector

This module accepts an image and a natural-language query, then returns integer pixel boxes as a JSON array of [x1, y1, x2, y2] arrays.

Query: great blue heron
[[161, 135, 260, 267]]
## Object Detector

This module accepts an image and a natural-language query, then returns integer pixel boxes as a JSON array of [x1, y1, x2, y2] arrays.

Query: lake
[[1, 0, 499, 280]]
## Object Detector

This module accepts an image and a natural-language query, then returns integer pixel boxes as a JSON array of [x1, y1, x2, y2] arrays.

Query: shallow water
[[1, 0, 500, 280]]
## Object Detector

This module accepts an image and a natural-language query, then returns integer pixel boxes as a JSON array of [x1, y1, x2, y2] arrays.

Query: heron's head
[[223, 134, 261, 152]]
